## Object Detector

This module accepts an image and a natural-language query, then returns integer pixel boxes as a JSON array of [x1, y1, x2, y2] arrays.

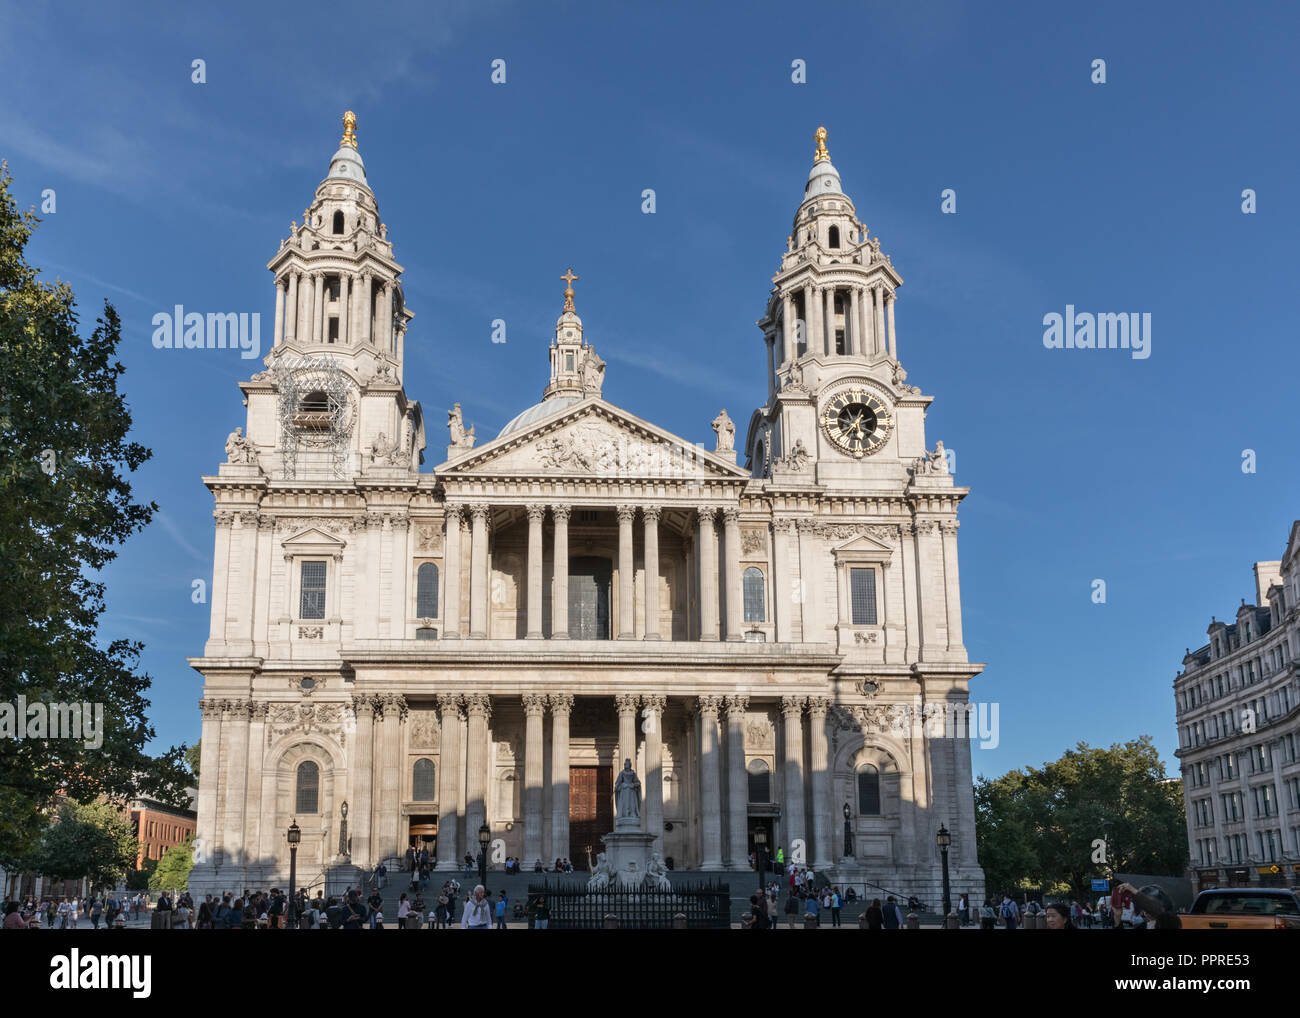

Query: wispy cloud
[[155, 512, 209, 563]]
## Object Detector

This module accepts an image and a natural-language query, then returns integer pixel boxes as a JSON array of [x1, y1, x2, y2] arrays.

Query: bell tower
[[747, 127, 934, 490], [234, 111, 424, 480]]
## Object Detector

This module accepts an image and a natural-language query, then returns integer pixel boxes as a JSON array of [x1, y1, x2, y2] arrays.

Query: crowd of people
[[2, 891, 169, 930]]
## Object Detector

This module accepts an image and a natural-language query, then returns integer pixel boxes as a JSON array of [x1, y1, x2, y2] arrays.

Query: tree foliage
[[150, 839, 195, 892], [0, 163, 191, 864], [27, 798, 138, 891], [975, 736, 1187, 896]]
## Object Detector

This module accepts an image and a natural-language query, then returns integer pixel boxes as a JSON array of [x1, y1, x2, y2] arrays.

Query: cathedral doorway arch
[[568, 556, 611, 639]]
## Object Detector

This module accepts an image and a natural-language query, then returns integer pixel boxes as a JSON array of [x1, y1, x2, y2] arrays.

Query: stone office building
[[1176, 521, 1300, 892], [187, 115, 986, 901]]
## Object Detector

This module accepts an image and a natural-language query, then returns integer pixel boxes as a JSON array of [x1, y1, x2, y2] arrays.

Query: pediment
[[438, 399, 750, 481], [830, 531, 894, 560], [281, 527, 346, 551]]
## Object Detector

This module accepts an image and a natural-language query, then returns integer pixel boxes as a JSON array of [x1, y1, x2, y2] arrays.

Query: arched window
[[415, 627, 438, 640], [332, 210, 344, 234], [743, 567, 766, 623], [857, 764, 881, 815], [748, 760, 771, 803], [413, 758, 437, 800], [295, 760, 320, 814], [416, 562, 439, 618], [828, 225, 840, 248]]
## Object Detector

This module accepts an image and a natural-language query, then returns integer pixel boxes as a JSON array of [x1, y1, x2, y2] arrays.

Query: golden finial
[[814, 126, 830, 163], [561, 267, 579, 312], [341, 110, 358, 149]]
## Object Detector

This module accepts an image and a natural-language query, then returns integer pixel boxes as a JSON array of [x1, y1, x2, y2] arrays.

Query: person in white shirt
[[461, 884, 492, 930]]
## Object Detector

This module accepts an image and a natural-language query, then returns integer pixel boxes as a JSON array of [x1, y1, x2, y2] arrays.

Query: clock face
[[820, 388, 892, 458]]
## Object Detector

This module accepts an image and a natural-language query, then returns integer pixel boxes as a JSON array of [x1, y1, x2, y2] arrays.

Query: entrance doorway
[[568, 556, 612, 639], [749, 817, 776, 874], [408, 815, 438, 860], [569, 765, 614, 868]]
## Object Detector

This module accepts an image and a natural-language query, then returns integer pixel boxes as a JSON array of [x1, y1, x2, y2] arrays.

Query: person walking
[[979, 898, 996, 930], [958, 893, 969, 927], [865, 898, 884, 930], [829, 887, 842, 928], [397, 893, 410, 929], [368, 888, 384, 929], [90, 896, 103, 930], [1000, 894, 1020, 930], [882, 896, 903, 930], [495, 890, 509, 930], [530, 894, 550, 930], [461, 884, 492, 930], [803, 892, 820, 926]]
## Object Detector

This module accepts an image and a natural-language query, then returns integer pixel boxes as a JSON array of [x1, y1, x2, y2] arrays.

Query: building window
[[332, 210, 344, 234], [747, 760, 771, 803], [743, 567, 765, 623], [416, 562, 439, 618], [295, 760, 320, 814], [857, 764, 881, 815], [300, 561, 327, 619], [849, 567, 877, 625], [828, 225, 840, 248], [415, 627, 438, 640], [413, 758, 436, 800], [565, 352, 574, 372]]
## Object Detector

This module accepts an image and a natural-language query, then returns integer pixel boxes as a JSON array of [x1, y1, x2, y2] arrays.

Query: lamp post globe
[[936, 825, 952, 920], [286, 819, 301, 929]]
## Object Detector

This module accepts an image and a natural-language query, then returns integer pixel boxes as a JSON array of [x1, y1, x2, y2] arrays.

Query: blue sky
[[4, 0, 1298, 781]]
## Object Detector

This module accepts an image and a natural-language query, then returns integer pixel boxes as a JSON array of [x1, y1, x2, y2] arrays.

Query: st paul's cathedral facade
[[188, 115, 986, 900]]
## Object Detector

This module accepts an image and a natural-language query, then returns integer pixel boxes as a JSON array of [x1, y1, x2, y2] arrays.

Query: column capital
[[522, 692, 548, 717], [351, 694, 376, 719], [436, 692, 464, 718], [199, 698, 222, 720], [641, 693, 667, 715], [723, 694, 749, 718], [939, 520, 960, 535], [722, 506, 741, 525], [806, 695, 831, 718], [551, 504, 572, 524], [468, 503, 492, 525], [697, 694, 724, 716], [616, 504, 637, 524], [377, 692, 409, 722], [642, 504, 662, 524], [526, 503, 547, 523], [463, 692, 492, 719], [548, 692, 574, 715], [444, 503, 464, 525], [884, 290, 896, 304], [250, 701, 270, 721], [615, 693, 640, 715], [697, 505, 718, 525], [781, 695, 807, 718]]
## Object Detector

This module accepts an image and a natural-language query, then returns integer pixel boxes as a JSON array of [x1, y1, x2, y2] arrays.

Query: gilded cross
[[561, 267, 579, 312]]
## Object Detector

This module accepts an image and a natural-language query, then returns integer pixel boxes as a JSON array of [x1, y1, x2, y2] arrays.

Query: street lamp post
[[843, 802, 854, 859], [936, 825, 952, 919], [286, 819, 301, 930], [478, 824, 490, 889], [753, 827, 767, 894]]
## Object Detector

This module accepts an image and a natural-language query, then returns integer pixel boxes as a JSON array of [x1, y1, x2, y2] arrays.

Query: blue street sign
[[1091, 879, 1110, 892]]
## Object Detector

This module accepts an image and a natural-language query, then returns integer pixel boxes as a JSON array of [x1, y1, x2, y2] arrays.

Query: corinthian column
[[436, 694, 463, 867], [643, 694, 666, 856], [886, 291, 897, 359], [848, 287, 860, 356], [526, 504, 545, 639], [551, 505, 570, 639], [807, 696, 832, 869], [468, 504, 490, 639], [348, 696, 375, 868], [285, 271, 299, 343], [312, 272, 324, 344], [338, 272, 350, 344], [723, 507, 743, 641], [724, 695, 750, 867], [697, 507, 719, 641], [781, 696, 807, 861], [874, 286, 886, 358], [220, 700, 250, 868], [360, 271, 373, 345], [616, 504, 636, 639], [273, 278, 285, 347], [549, 693, 573, 862], [195, 699, 224, 868], [442, 506, 463, 639], [463, 694, 492, 844], [616, 694, 640, 780], [522, 693, 546, 864], [377, 693, 407, 862], [643, 506, 661, 640], [697, 695, 724, 868]]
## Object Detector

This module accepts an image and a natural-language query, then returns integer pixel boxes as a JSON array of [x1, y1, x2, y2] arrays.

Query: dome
[[803, 159, 843, 201], [325, 145, 369, 188], [497, 395, 582, 438]]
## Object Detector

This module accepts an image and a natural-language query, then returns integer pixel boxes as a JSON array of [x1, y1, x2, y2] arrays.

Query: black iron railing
[[527, 879, 730, 929]]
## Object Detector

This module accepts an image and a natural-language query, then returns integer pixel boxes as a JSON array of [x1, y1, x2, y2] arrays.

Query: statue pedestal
[[601, 828, 657, 889]]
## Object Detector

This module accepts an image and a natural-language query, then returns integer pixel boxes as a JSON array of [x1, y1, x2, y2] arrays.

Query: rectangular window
[[849, 567, 877, 625], [300, 561, 327, 619]]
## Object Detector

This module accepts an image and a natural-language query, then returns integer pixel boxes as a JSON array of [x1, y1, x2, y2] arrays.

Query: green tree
[[150, 839, 195, 893], [126, 858, 157, 891], [0, 163, 191, 865], [975, 736, 1187, 897], [184, 740, 200, 784], [28, 798, 138, 892]]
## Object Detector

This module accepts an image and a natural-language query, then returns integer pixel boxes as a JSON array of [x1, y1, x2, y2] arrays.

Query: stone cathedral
[[188, 114, 985, 901]]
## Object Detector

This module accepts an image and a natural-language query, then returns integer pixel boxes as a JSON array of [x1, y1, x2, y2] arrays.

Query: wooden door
[[569, 765, 614, 867]]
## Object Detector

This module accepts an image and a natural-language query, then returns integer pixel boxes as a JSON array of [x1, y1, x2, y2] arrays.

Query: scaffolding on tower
[[274, 355, 353, 479]]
